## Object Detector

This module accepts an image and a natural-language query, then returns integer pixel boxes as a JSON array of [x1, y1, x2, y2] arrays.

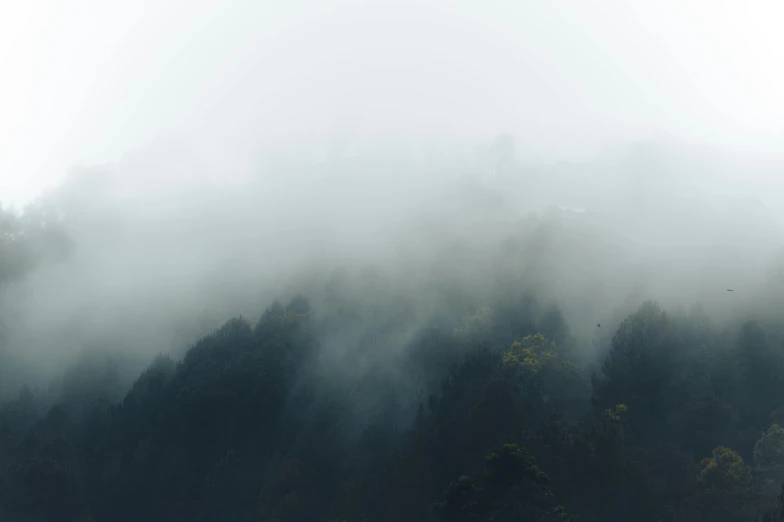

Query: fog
[[9, 4, 784, 520], [5, 0, 784, 202], [3, 1, 784, 406], [1, 133, 783, 397]]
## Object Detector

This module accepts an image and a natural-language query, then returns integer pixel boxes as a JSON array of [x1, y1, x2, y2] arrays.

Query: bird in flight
[[727, 289, 734, 292], [596, 323, 601, 327]]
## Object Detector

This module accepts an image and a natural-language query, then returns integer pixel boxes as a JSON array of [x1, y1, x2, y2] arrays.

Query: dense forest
[[3, 144, 784, 522], [7, 274, 784, 521], [6, 0, 784, 517]]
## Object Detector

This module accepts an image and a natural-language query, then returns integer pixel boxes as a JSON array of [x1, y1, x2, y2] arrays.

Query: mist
[[4, 2, 784, 520], [2, 132, 784, 393]]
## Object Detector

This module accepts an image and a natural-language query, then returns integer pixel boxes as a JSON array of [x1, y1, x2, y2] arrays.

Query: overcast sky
[[2, 0, 784, 206]]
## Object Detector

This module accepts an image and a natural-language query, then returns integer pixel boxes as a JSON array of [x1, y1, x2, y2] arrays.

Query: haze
[[0, 0, 783, 381], [3, 0, 784, 203], [6, 2, 784, 520]]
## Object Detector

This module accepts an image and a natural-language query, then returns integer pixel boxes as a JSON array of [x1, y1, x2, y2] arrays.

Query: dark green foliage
[[693, 446, 759, 522], [762, 485, 784, 522], [755, 425, 784, 495], [435, 443, 570, 522], [1, 458, 91, 522], [1, 292, 781, 522], [485, 443, 548, 488], [592, 302, 680, 429], [735, 321, 783, 427], [591, 300, 714, 451]]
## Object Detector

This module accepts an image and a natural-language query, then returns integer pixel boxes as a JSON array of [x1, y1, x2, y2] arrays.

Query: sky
[[2, 0, 784, 207]]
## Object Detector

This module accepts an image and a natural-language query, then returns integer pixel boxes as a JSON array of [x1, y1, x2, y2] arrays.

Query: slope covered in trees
[[3, 284, 784, 521], [3, 142, 784, 521]]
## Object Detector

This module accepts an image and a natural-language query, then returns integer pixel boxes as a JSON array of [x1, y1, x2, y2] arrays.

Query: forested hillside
[[7, 0, 784, 518], [3, 143, 784, 521], [4, 272, 784, 521]]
